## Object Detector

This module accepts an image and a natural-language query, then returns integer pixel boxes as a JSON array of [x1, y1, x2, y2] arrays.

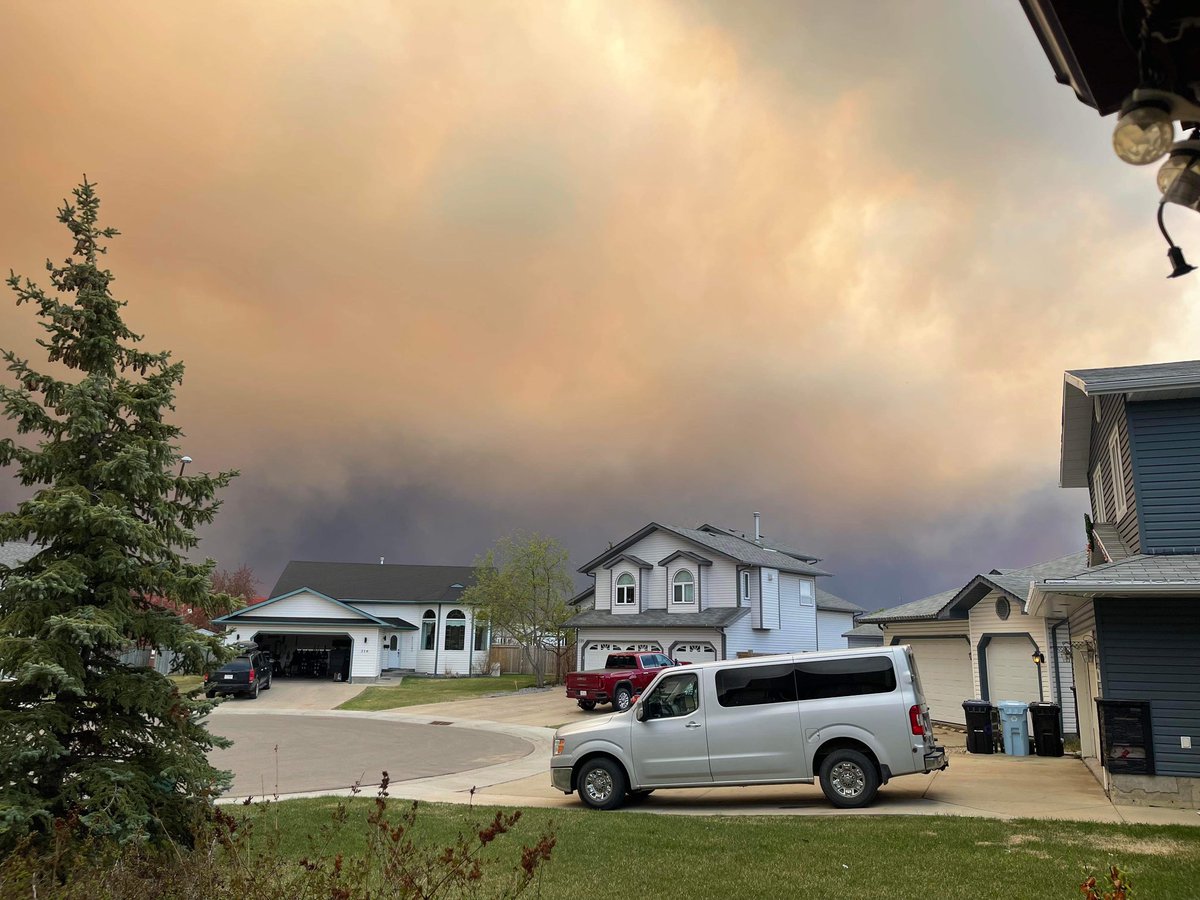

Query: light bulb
[[1113, 103, 1174, 165]]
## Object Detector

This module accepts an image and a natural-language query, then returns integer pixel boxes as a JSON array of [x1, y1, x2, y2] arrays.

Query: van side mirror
[[635, 702, 646, 722]]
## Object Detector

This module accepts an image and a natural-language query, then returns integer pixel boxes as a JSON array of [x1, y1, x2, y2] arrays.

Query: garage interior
[[251, 633, 353, 682]]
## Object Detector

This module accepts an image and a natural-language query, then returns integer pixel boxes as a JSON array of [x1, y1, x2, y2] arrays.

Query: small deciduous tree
[[211, 564, 260, 605], [462, 534, 573, 688], [0, 180, 238, 852]]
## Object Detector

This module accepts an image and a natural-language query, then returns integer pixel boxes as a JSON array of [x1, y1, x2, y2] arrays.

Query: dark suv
[[205, 649, 273, 699]]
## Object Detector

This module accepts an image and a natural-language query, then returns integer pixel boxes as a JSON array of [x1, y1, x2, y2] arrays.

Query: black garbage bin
[[1029, 701, 1064, 757], [963, 700, 998, 754]]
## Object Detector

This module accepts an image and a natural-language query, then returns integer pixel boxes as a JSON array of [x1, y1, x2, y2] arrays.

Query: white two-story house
[[564, 518, 862, 670]]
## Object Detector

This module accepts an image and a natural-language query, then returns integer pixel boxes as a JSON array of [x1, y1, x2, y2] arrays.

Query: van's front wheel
[[818, 749, 879, 809], [577, 758, 626, 811]]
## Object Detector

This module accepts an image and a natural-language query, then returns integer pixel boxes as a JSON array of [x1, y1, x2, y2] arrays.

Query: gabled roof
[[658, 549, 713, 567], [568, 585, 595, 607], [1060, 360, 1200, 488], [211, 587, 406, 628], [814, 588, 864, 614], [602, 553, 653, 570], [861, 552, 1090, 624], [858, 589, 960, 624], [579, 522, 831, 578], [269, 561, 477, 603], [696, 524, 822, 563], [563, 607, 750, 629]]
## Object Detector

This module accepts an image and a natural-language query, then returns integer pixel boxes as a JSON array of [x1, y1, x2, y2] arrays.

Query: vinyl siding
[[1096, 598, 1200, 778], [1068, 601, 1100, 761], [592, 529, 741, 616], [815, 610, 853, 650], [1127, 398, 1200, 553], [1089, 394, 1140, 553], [725, 578, 814, 656], [1050, 620, 1078, 736], [967, 589, 1052, 706], [759, 568, 781, 630]]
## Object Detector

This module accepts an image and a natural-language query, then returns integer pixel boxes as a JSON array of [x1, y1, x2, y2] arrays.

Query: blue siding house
[[1030, 360, 1200, 809]]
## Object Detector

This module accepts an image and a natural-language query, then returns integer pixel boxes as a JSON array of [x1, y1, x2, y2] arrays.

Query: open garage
[[251, 632, 354, 683]]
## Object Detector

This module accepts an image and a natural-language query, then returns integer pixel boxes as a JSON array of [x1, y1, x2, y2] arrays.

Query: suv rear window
[[223, 657, 252, 670], [795, 657, 896, 700]]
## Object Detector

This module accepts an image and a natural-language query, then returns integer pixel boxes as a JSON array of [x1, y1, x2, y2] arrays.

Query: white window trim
[[614, 572, 636, 606], [1091, 463, 1105, 521], [740, 570, 751, 607], [1108, 430, 1127, 520], [672, 569, 695, 604]]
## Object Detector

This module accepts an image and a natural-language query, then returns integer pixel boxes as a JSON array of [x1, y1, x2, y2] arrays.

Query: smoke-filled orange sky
[[2, 1, 1199, 606]]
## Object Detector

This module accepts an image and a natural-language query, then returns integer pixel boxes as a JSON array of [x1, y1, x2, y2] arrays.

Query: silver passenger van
[[550, 645, 946, 810]]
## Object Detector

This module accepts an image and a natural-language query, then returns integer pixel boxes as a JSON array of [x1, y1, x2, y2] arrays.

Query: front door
[[631, 671, 712, 786]]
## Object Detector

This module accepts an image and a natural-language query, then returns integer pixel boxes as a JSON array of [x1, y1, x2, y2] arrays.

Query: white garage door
[[582, 640, 663, 670], [986, 636, 1041, 704], [900, 637, 974, 726], [671, 642, 717, 664]]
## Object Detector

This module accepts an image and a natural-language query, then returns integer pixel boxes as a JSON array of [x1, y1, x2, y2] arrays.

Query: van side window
[[715, 663, 798, 707], [795, 657, 896, 701], [643, 673, 699, 720]]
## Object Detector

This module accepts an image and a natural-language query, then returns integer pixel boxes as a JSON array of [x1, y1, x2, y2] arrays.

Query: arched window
[[421, 609, 436, 651], [445, 609, 466, 651], [615, 573, 636, 606], [673, 569, 695, 604], [389, 634, 398, 651]]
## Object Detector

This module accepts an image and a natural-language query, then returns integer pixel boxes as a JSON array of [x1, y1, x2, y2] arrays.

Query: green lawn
[[338, 674, 539, 711], [169, 674, 204, 693], [243, 798, 1200, 899]]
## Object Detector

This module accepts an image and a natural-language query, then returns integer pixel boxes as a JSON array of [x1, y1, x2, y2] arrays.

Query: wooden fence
[[488, 643, 575, 682]]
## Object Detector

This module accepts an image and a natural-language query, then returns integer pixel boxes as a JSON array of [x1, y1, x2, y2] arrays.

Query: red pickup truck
[[565, 652, 679, 712]]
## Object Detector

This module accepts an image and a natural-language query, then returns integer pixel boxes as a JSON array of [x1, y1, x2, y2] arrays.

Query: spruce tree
[[0, 180, 238, 851]]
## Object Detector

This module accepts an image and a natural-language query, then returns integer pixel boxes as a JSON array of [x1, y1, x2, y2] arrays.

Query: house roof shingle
[[1065, 360, 1200, 395], [1041, 553, 1200, 587], [842, 622, 884, 640], [0, 541, 41, 570], [269, 561, 478, 603], [858, 588, 961, 624], [814, 587, 864, 614]]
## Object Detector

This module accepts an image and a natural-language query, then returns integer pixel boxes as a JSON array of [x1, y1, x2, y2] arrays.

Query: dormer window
[[672, 569, 695, 604], [615, 573, 636, 606]]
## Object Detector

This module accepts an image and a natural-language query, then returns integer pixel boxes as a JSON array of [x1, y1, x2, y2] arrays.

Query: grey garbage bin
[[996, 700, 1031, 756], [1029, 701, 1064, 757], [962, 700, 998, 754]]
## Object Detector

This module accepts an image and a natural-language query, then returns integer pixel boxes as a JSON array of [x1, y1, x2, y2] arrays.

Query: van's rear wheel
[[818, 749, 879, 809], [577, 758, 626, 810]]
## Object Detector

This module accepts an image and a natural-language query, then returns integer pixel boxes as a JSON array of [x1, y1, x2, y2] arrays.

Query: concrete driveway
[[209, 682, 1198, 825], [213, 677, 364, 711]]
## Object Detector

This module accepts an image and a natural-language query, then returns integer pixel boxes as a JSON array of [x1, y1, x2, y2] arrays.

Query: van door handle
[[685, 721, 701, 729]]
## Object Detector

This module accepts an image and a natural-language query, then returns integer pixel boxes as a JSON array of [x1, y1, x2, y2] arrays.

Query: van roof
[[679, 645, 901, 672]]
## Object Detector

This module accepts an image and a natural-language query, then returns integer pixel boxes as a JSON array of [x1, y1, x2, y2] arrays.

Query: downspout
[[1050, 619, 1074, 735], [697, 564, 702, 612], [468, 605, 474, 676], [719, 626, 727, 661]]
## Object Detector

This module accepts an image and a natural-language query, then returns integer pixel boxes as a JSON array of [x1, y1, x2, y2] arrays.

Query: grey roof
[[815, 587, 864, 614], [858, 588, 960, 624], [982, 552, 1090, 604], [1041, 553, 1200, 587], [1091, 523, 1132, 562], [1061, 360, 1200, 488], [1065, 360, 1200, 395], [697, 524, 822, 563], [579, 522, 831, 578], [569, 585, 595, 606], [0, 541, 41, 570], [563, 607, 750, 629], [843, 622, 884, 640], [269, 561, 478, 603]]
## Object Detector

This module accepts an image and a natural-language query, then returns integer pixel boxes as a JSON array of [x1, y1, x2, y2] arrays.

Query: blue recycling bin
[[996, 700, 1031, 756]]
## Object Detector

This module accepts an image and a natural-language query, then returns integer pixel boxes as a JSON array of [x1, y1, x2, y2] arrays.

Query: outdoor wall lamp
[[1158, 202, 1197, 278], [1031, 650, 1046, 666], [1113, 95, 1175, 165]]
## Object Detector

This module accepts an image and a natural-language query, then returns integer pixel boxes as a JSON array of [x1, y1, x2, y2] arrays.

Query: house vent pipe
[[753, 512, 761, 544], [380, 557, 385, 565]]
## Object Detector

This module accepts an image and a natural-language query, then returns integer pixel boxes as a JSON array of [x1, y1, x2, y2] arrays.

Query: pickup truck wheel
[[577, 758, 626, 811], [577, 700, 597, 711], [818, 749, 879, 809], [613, 685, 633, 712]]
